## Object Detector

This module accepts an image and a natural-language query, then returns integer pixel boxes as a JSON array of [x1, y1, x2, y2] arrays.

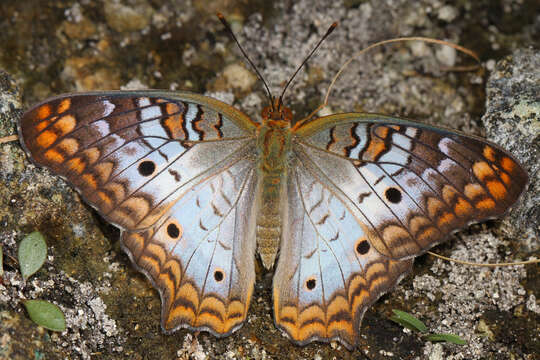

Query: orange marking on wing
[[363, 138, 386, 161], [395, 241, 425, 257], [176, 283, 200, 309], [464, 183, 486, 200], [300, 322, 326, 341], [500, 157, 515, 173], [57, 138, 79, 156], [365, 262, 385, 279], [167, 305, 196, 327], [97, 191, 112, 206], [162, 259, 182, 289], [36, 130, 57, 148], [146, 243, 166, 265], [327, 296, 348, 319], [427, 197, 445, 218], [35, 119, 51, 132], [476, 198, 496, 210], [94, 162, 114, 183], [367, 276, 387, 292], [139, 254, 160, 275], [166, 102, 180, 114], [66, 157, 86, 174], [328, 319, 354, 335], [83, 147, 101, 164], [483, 145, 496, 162], [82, 173, 97, 189], [104, 182, 125, 202], [473, 161, 495, 181], [164, 114, 186, 139], [373, 125, 389, 138], [437, 212, 455, 227], [228, 300, 246, 318], [57, 98, 71, 113], [409, 216, 431, 235], [278, 304, 298, 322], [417, 227, 437, 247], [389, 125, 401, 131], [382, 225, 410, 245], [199, 297, 226, 318], [158, 272, 176, 308], [298, 304, 325, 326], [37, 104, 51, 120], [487, 180, 507, 200], [351, 288, 369, 313], [196, 312, 223, 331], [44, 149, 64, 163], [500, 172, 511, 186], [54, 114, 77, 135], [442, 185, 459, 204], [123, 233, 145, 257], [122, 197, 150, 221], [454, 198, 473, 216]]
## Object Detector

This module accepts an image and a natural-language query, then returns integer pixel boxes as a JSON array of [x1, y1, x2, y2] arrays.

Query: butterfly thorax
[[255, 102, 293, 269]]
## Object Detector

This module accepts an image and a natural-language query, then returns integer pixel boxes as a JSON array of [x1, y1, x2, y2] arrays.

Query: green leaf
[[18, 231, 47, 280], [390, 309, 428, 333], [23, 300, 66, 332], [426, 333, 467, 345]]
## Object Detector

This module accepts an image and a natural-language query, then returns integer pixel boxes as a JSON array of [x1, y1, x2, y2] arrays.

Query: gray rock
[[482, 48, 539, 249]]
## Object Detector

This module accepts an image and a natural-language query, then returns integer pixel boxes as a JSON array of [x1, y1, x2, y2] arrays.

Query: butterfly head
[[261, 97, 293, 127]]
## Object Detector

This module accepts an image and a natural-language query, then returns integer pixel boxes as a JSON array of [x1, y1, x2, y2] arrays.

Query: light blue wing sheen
[[273, 148, 413, 348], [122, 148, 258, 337]]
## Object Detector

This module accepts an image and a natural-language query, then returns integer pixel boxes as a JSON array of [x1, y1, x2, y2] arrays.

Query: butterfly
[[17, 21, 528, 349]]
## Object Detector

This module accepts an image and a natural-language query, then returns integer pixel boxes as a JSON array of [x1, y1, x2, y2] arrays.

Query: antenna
[[217, 13, 275, 109], [278, 22, 337, 106]]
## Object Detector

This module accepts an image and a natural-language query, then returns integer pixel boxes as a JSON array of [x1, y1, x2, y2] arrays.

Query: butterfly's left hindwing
[[19, 90, 260, 336], [122, 153, 258, 336]]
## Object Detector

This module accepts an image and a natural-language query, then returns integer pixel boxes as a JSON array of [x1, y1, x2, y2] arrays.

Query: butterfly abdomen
[[255, 123, 292, 269]]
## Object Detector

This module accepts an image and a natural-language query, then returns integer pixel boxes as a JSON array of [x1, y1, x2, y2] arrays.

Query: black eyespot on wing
[[385, 187, 402, 203], [306, 278, 316, 290], [167, 223, 180, 238], [138, 160, 156, 176], [214, 270, 224, 282], [355, 240, 370, 255]]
